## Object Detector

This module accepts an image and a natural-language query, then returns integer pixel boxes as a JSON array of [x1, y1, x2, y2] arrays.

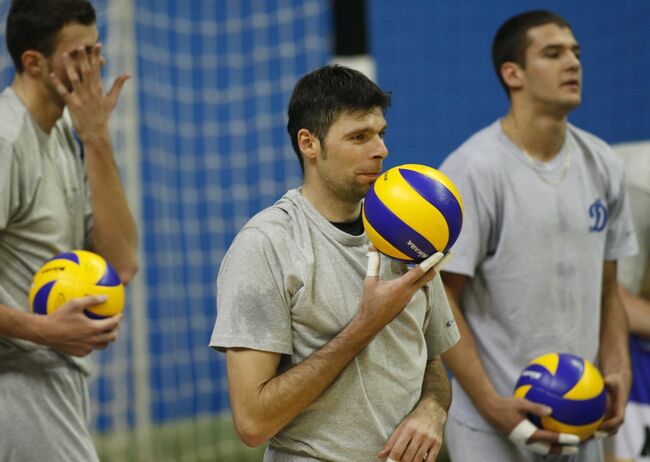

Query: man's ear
[[21, 50, 47, 77], [297, 128, 320, 161], [501, 61, 524, 91]]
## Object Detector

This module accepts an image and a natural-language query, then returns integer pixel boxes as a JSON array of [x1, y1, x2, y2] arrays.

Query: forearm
[[0, 304, 47, 344], [230, 318, 377, 446], [619, 284, 650, 338], [83, 132, 139, 283], [441, 311, 501, 420], [599, 275, 631, 381], [414, 357, 451, 417]]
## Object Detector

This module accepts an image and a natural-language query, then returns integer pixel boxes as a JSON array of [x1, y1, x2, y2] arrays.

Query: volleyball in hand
[[514, 352, 607, 441], [362, 164, 464, 263], [28, 250, 124, 318]]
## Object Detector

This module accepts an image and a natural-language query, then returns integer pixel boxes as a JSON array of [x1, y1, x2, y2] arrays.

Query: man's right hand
[[353, 248, 448, 336], [32, 295, 123, 357], [486, 395, 581, 455]]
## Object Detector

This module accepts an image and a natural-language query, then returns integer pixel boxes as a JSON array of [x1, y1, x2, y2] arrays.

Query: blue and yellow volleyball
[[514, 352, 607, 441], [362, 164, 464, 263], [28, 250, 124, 319]]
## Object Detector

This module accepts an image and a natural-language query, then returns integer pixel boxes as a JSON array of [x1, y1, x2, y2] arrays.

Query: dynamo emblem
[[588, 199, 607, 232]]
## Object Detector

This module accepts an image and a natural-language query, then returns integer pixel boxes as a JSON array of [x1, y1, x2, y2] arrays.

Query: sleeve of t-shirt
[[603, 150, 638, 261], [424, 275, 460, 358], [210, 226, 293, 355], [439, 152, 496, 277]]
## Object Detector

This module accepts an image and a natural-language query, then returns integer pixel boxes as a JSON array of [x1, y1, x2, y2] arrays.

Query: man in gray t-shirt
[[210, 65, 460, 462], [439, 11, 637, 462], [0, 1, 138, 461]]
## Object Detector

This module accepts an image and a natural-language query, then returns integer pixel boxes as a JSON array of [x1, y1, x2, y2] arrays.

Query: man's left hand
[[378, 405, 445, 462]]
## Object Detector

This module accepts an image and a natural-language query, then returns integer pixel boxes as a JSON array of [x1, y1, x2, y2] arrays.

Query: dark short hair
[[6, 0, 96, 73], [492, 10, 572, 94], [287, 65, 392, 172]]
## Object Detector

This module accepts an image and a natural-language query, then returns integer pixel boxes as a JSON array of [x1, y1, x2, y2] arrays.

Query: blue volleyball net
[[0, 1, 330, 460]]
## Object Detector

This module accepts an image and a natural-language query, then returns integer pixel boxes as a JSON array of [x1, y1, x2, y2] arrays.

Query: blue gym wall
[[370, 0, 650, 169]]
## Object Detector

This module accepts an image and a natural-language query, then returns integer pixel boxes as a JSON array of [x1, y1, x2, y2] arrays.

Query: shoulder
[[440, 120, 507, 190], [569, 124, 620, 163], [229, 193, 300, 254], [568, 124, 624, 177], [242, 200, 294, 236], [0, 89, 30, 148], [441, 121, 505, 172]]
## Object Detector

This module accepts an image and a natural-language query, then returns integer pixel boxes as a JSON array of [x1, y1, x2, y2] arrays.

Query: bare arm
[[440, 271, 571, 453], [226, 252, 439, 448], [50, 44, 138, 283], [598, 261, 632, 434], [619, 283, 650, 338], [378, 357, 451, 462], [0, 299, 122, 356]]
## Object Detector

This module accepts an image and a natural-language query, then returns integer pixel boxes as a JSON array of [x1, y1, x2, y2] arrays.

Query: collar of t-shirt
[[330, 213, 364, 236]]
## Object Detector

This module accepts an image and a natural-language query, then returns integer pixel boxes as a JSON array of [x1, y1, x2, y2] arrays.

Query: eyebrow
[[541, 43, 581, 53], [343, 124, 387, 137]]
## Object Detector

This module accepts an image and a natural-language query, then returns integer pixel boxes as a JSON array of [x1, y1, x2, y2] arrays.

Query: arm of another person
[[378, 357, 450, 462], [226, 251, 439, 448], [440, 271, 575, 453], [598, 261, 632, 434], [619, 283, 650, 338], [0, 296, 122, 356], [50, 44, 138, 283]]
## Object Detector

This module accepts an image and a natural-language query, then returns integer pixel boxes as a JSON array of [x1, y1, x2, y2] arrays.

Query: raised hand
[[354, 248, 442, 334], [49, 43, 129, 142]]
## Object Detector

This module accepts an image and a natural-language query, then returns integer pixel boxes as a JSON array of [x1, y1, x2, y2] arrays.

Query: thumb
[[521, 399, 553, 418], [107, 73, 131, 109]]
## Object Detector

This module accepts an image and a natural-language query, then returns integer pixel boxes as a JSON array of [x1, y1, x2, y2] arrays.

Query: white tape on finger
[[419, 252, 443, 273], [593, 430, 609, 440], [508, 419, 537, 445], [366, 250, 380, 277], [558, 432, 580, 445], [433, 250, 454, 272], [527, 442, 551, 455], [560, 445, 579, 455]]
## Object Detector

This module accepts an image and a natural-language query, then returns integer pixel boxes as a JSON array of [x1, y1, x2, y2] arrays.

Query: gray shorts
[[0, 361, 99, 462], [445, 415, 603, 462]]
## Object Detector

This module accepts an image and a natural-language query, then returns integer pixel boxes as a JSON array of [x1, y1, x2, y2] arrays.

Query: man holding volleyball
[[211, 65, 459, 461], [439, 10, 637, 462], [0, 0, 138, 460]]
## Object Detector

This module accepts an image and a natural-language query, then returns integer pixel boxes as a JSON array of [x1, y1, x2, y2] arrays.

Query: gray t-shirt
[[0, 87, 93, 374], [439, 120, 638, 431], [210, 188, 460, 461]]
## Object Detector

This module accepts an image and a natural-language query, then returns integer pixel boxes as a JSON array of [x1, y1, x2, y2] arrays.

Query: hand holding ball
[[28, 250, 124, 318], [514, 352, 607, 441]]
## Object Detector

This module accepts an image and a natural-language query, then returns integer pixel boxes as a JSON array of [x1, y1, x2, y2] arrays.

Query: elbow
[[117, 258, 140, 286], [232, 415, 273, 448]]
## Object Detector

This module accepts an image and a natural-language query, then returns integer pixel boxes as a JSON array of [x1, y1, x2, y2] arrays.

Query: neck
[[301, 180, 362, 223], [11, 75, 64, 134], [503, 103, 569, 162]]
